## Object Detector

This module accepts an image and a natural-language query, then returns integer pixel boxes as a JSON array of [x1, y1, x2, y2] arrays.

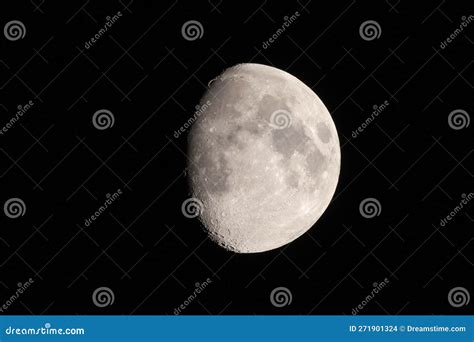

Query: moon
[[187, 63, 340, 253]]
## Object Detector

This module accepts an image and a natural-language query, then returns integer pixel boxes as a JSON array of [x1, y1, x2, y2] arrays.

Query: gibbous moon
[[187, 63, 340, 253]]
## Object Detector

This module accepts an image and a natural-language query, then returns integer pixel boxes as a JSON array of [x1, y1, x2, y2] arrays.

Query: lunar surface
[[187, 63, 340, 253]]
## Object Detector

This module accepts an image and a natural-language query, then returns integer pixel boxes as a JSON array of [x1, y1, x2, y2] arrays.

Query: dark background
[[0, 0, 472, 315]]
